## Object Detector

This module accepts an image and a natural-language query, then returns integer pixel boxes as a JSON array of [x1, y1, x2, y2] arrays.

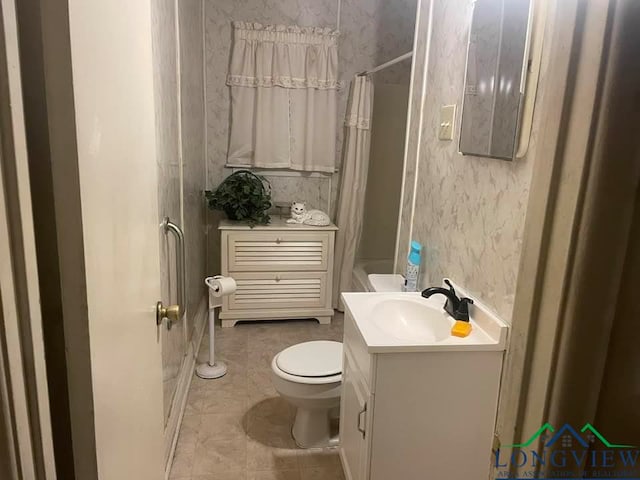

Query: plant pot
[[224, 208, 240, 221], [205, 169, 272, 226]]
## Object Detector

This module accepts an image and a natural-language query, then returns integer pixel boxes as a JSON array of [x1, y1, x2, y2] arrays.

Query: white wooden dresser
[[219, 218, 337, 327]]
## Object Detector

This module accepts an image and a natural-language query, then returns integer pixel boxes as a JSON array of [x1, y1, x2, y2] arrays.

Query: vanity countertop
[[341, 281, 509, 354], [219, 217, 338, 231]]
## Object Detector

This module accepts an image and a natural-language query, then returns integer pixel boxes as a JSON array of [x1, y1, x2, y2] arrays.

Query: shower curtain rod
[[359, 51, 413, 76]]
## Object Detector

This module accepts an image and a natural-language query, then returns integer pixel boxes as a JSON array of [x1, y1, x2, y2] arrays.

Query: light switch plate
[[438, 104, 456, 141]]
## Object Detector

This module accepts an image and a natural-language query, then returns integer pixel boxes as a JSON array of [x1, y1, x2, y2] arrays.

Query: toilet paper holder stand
[[196, 275, 236, 379]]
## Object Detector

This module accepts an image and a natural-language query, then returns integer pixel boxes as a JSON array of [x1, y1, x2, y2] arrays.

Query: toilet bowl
[[271, 340, 342, 448]]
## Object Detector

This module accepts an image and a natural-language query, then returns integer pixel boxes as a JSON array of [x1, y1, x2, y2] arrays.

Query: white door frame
[[495, 0, 640, 472], [0, 0, 56, 477]]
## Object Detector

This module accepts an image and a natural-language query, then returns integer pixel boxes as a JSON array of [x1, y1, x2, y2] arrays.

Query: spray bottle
[[404, 241, 422, 292]]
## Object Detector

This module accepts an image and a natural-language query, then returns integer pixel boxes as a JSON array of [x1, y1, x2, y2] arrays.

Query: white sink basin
[[371, 299, 450, 343], [341, 284, 509, 353]]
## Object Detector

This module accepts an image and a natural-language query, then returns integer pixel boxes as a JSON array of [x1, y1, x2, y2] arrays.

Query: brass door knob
[[156, 301, 181, 328]]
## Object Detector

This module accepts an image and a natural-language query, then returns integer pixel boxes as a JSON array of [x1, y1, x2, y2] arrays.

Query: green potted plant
[[205, 170, 272, 226]]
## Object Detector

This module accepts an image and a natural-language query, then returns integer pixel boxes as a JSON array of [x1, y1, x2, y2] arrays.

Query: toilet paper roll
[[205, 275, 237, 297]]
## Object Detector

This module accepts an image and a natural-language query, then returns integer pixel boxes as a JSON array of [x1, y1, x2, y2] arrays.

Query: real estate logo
[[494, 423, 639, 479]]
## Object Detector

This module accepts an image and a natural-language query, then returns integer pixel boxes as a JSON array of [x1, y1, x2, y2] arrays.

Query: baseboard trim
[[163, 296, 208, 479]]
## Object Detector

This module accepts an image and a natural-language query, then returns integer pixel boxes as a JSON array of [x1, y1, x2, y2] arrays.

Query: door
[[340, 351, 371, 480], [66, 0, 165, 478]]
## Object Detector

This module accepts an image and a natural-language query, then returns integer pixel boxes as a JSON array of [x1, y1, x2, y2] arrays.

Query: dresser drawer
[[226, 231, 331, 272], [227, 272, 329, 311]]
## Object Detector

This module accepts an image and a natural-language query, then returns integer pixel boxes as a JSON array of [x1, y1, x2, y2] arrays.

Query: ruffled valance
[[233, 22, 339, 40], [227, 21, 340, 90]]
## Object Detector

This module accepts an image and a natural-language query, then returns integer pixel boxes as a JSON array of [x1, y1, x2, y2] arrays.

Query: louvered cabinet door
[[227, 272, 328, 311], [227, 232, 331, 272]]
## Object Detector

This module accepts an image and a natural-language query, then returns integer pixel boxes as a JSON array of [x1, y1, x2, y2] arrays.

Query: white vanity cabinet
[[339, 291, 508, 480], [219, 218, 337, 327], [340, 348, 372, 480]]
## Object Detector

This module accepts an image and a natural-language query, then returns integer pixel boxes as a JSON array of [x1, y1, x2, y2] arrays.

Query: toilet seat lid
[[276, 341, 343, 378]]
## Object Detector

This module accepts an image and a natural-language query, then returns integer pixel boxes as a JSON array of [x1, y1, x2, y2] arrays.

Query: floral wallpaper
[[397, 0, 542, 322]]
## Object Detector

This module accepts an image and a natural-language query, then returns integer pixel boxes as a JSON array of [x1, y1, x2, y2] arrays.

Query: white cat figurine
[[287, 202, 331, 226]]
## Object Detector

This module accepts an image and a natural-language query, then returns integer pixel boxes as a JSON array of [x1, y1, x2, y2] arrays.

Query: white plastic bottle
[[404, 241, 422, 292]]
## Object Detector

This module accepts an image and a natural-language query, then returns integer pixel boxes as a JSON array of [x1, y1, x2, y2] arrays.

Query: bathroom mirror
[[459, 0, 532, 161]]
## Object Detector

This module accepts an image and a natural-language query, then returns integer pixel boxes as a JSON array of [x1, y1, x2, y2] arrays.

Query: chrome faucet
[[421, 279, 474, 321]]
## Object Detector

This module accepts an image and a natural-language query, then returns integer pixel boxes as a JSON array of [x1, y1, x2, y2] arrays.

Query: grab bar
[[162, 217, 186, 331]]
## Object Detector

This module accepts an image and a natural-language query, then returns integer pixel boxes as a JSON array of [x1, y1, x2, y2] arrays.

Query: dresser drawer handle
[[275, 275, 281, 282], [275, 237, 282, 244]]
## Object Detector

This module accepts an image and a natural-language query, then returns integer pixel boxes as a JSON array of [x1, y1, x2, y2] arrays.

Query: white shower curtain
[[226, 22, 339, 173], [333, 76, 374, 310]]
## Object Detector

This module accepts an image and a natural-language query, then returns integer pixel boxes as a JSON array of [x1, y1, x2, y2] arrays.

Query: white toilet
[[271, 340, 343, 448]]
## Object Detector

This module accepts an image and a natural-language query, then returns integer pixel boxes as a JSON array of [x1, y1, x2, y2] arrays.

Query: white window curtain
[[226, 22, 339, 173]]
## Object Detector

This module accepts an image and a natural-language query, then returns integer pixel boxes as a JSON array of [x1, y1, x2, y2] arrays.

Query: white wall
[[151, 0, 185, 423], [178, 0, 207, 344], [151, 0, 207, 421]]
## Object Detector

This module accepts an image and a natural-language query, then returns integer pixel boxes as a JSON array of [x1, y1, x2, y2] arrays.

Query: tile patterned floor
[[170, 314, 346, 480]]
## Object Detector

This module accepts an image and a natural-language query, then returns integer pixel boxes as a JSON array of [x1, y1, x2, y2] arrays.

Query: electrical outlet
[[438, 104, 456, 141]]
